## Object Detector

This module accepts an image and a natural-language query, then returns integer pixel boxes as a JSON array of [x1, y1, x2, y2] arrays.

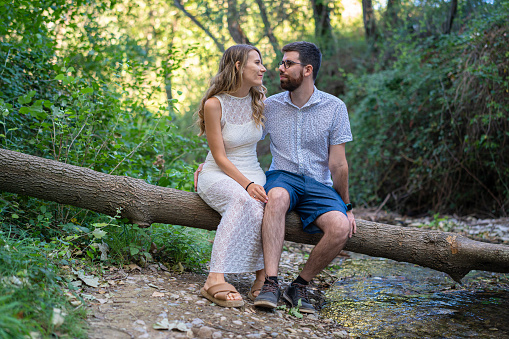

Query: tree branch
[[173, 0, 225, 52]]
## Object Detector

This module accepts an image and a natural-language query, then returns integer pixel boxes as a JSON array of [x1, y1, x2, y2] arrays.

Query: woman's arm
[[204, 98, 267, 202]]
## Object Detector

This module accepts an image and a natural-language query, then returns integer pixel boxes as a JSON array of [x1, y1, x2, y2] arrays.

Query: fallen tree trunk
[[0, 148, 508, 282]]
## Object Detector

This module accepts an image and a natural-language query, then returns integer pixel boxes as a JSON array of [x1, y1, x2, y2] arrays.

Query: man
[[252, 41, 356, 314]]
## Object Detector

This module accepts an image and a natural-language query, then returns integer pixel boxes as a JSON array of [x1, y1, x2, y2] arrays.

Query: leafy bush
[[348, 5, 509, 216]]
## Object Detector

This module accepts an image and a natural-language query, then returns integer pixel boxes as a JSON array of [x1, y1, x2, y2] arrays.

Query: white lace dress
[[197, 93, 265, 273]]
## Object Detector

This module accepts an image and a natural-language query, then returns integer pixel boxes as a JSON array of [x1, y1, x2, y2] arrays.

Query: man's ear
[[303, 65, 313, 78]]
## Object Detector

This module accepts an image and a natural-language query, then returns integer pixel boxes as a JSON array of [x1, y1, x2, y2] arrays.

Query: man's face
[[279, 51, 305, 92]]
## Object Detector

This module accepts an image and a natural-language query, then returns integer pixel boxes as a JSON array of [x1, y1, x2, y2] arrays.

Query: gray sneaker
[[283, 283, 315, 314], [253, 278, 281, 309]]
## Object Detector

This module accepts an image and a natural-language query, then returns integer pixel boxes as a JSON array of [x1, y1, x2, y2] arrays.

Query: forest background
[[0, 0, 508, 337]]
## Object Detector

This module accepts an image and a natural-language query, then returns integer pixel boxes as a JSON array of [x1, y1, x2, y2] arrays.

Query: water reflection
[[321, 254, 509, 338]]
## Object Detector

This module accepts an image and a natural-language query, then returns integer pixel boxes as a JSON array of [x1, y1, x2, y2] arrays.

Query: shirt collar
[[283, 86, 321, 109]]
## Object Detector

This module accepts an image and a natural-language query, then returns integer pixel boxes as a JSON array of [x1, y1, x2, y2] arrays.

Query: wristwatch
[[345, 203, 353, 211]]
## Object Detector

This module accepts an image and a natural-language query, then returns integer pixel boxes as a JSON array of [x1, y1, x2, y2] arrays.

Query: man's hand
[[347, 211, 356, 238], [194, 163, 204, 192]]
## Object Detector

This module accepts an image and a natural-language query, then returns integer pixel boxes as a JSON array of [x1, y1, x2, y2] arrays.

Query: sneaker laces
[[292, 283, 310, 302], [261, 279, 279, 294]]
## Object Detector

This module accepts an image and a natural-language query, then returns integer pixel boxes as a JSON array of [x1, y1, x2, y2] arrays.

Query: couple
[[195, 41, 356, 314]]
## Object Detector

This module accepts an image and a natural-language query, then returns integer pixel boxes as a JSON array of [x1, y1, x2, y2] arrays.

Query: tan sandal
[[247, 279, 264, 301], [200, 282, 244, 308]]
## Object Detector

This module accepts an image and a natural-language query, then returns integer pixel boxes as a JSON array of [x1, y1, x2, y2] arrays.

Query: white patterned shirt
[[262, 87, 353, 187]]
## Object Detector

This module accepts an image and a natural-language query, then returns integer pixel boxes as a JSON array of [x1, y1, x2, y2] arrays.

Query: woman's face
[[241, 50, 266, 88]]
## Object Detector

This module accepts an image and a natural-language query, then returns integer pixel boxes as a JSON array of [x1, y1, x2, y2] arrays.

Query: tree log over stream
[[1, 148, 508, 282]]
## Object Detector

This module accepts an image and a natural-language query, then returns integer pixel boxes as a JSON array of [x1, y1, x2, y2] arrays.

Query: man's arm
[[329, 143, 356, 236]]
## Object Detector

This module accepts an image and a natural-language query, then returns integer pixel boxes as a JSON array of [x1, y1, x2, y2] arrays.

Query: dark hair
[[282, 41, 322, 81]]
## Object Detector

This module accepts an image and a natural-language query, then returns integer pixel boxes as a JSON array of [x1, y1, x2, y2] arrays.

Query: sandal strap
[[207, 282, 239, 298], [250, 280, 264, 293]]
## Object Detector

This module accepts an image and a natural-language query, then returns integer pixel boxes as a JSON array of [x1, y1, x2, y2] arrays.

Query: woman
[[195, 45, 268, 307]]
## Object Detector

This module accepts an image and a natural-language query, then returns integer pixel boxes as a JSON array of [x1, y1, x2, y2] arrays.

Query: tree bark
[[310, 0, 336, 54], [1, 148, 508, 283], [254, 0, 281, 60], [226, 0, 251, 44], [362, 0, 377, 41], [443, 0, 458, 34]]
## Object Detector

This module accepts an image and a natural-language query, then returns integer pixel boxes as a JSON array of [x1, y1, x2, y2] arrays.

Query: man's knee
[[266, 187, 290, 212], [316, 211, 350, 239]]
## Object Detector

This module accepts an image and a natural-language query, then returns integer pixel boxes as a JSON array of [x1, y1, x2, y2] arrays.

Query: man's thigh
[[296, 177, 348, 234]]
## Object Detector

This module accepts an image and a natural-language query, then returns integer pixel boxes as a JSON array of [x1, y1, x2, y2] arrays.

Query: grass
[[0, 229, 88, 338]]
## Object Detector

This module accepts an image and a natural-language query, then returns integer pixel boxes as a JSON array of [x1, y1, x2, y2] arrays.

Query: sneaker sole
[[253, 299, 278, 309], [282, 292, 316, 314]]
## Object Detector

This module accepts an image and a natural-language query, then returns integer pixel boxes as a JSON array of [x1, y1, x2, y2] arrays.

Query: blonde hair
[[196, 45, 266, 136]]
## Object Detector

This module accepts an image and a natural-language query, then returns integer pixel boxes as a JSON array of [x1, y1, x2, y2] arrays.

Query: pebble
[[195, 300, 207, 305], [197, 326, 214, 338], [232, 320, 243, 326], [192, 318, 205, 327], [220, 316, 227, 323], [212, 331, 223, 339], [246, 334, 264, 338]]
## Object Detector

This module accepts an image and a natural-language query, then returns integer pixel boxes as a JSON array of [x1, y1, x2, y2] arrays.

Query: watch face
[[346, 203, 353, 211]]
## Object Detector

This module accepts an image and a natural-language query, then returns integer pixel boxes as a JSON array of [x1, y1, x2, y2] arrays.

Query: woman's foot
[[248, 269, 266, 300], [203, 273, 242, 301]]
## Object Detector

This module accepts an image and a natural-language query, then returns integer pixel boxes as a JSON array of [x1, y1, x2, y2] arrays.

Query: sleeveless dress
[[197, 93, 265, 273]]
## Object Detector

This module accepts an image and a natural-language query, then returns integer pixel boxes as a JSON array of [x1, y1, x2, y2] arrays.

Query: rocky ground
[[84, 210, 509, 339]]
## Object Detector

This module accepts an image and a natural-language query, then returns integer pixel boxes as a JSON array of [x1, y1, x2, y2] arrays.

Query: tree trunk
[[1, 148, 508, 283], [443, 0, 458, 34], [310, 0, 337, 54], [226, 0, 251, 44], [362, 0, 377, 41], [254, 0, 281, 60], [386, 0, 400, 28]]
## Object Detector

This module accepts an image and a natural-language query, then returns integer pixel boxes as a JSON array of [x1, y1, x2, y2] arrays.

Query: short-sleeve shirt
[[263, 87, 353, 187]]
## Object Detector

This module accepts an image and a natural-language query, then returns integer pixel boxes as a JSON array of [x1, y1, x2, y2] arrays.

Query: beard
[[280, 72, 303, 92]]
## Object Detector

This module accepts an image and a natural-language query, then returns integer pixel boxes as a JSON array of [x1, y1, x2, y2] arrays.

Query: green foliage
[[0, 231, 87, 338], [348, 2, 509, 216]]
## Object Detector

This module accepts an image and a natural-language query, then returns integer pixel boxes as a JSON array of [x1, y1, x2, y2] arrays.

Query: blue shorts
[[264, 170, 348, 234]]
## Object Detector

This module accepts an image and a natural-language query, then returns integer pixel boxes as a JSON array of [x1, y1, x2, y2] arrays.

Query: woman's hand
[[194, 163, 204, 192], [247, 183, 268, 203]]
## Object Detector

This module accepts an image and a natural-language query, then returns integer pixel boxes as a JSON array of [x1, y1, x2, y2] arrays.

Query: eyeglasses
[[278, 60, 307, 69]]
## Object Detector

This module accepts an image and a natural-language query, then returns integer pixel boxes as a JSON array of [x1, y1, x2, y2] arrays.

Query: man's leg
[[254, 187, 290, 308], [299, 211, 350, 281], [283, 211, 350, 313], [262, 187, 291, 276]]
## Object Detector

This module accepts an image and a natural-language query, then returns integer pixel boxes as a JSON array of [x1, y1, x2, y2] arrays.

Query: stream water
[[321, 253, 509, 338]]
